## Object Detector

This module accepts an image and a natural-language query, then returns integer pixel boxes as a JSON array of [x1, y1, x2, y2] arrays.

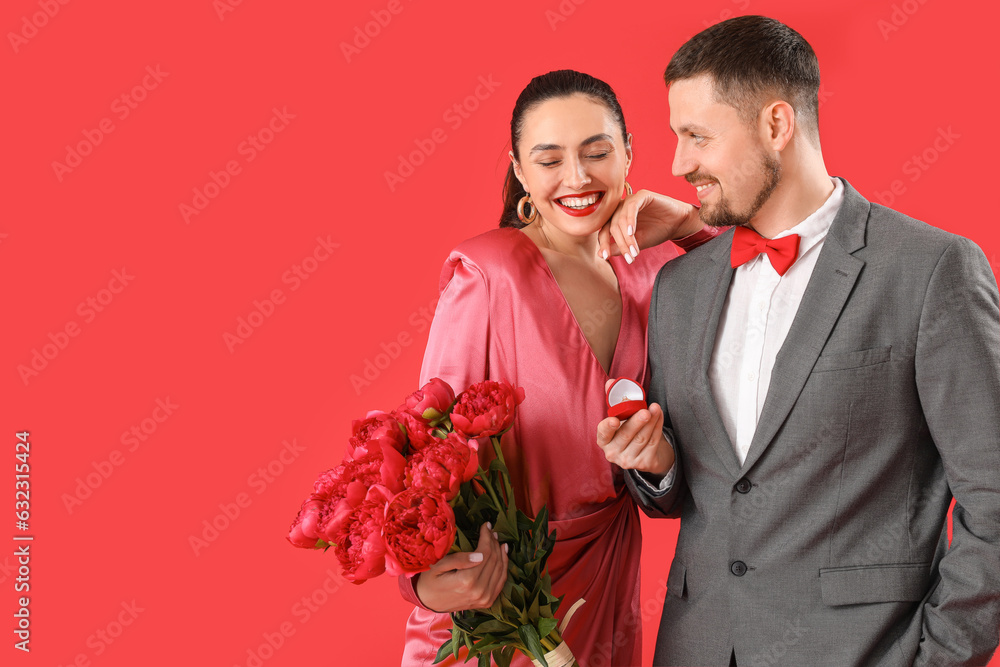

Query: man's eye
[[691, 134, 704, 144]]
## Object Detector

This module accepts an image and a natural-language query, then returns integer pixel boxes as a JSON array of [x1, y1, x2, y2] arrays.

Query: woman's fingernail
[[627, 225, 633, 236], [625, 253, 633, 265], [486, 522, 492, 530], [602, 249, 609, 260], [630, 245, 638, 258], [503, 544, 509, 553], [493, 532, 498, 540], [469, 552, 484, 563]]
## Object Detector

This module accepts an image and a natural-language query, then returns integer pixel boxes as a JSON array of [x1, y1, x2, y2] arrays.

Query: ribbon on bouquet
[[530, 598, 586, 667]]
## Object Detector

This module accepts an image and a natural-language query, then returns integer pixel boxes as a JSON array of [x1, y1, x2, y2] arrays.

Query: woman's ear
[[624, 133, 634, 177], [510, 150, 529, 193]]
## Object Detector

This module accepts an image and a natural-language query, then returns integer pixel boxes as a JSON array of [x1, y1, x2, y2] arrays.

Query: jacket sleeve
[[399, 254, 491, 610], [624, 264, 687, 519], [913, 237, 1000, 666]]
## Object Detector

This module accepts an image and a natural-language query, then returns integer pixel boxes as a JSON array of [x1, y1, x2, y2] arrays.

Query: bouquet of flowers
[[286, 378, 579, 667]]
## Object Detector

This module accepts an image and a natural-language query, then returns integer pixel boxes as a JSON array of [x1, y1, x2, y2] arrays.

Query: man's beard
[[695, 152, 782, 228]]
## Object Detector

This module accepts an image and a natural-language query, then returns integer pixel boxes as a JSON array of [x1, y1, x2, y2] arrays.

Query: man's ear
[[761, 101, 795, 152], [510, 150, 529, 192]]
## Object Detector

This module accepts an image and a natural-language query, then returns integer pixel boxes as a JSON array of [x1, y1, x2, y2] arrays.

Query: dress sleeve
[[672, 223, 726, 253], [399, 254, 492, 610], [418, 255, 490, 388]]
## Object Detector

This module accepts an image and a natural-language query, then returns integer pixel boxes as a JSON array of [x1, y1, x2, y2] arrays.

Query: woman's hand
[[597, 189, 701, 264], [414, 522, 509, 613]]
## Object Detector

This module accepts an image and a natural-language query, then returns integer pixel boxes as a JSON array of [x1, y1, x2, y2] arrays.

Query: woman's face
[[513, 93, 632, 237]]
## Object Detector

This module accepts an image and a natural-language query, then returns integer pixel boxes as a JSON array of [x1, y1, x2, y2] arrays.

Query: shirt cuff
[[635, 461, 677, 493]]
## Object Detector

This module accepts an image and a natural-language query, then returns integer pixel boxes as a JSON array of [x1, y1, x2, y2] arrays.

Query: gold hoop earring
[[517, 194, 537, 224], [625, 182, 633, 197]]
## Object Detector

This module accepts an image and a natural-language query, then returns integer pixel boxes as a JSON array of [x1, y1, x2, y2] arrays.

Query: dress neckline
[[504, 227, 626, 379]]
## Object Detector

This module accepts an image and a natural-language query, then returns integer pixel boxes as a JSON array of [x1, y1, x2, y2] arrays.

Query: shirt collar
[[773, 177, 844, 259]]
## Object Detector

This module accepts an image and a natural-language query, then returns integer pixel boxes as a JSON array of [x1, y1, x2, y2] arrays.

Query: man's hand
[[413, 522, 508, 613], [596, 380, 675, 475], [598, 189, 701, 263]]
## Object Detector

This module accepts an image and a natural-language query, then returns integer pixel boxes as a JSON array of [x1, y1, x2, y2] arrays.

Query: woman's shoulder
[[441, 227, 537, 280]]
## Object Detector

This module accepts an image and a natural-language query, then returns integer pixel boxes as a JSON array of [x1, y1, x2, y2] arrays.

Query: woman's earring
[[517, 194, 537, 223], [625, 182, 633, 197]]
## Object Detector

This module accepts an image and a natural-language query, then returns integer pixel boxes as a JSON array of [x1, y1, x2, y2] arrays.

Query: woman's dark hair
[[499, 70, 628, 228]]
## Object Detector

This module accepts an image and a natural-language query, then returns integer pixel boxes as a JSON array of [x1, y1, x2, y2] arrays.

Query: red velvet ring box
[[606, 378, 647, 419]]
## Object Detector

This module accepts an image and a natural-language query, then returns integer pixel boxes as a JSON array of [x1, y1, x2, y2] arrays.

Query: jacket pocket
[[812, 345, 892, 373], [819, 562, 931, 606], [667, 559, 686, 599]]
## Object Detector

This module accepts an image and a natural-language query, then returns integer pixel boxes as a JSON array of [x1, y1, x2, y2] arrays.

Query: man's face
[[668, 74, 780, 228]]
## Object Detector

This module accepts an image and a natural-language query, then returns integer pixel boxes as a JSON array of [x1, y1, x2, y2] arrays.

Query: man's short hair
[[665, 16, 821, 142]]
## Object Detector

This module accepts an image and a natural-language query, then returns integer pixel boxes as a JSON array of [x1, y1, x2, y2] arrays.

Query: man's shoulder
[[652, 228, 729, 287], [862, 202, 977, 268]]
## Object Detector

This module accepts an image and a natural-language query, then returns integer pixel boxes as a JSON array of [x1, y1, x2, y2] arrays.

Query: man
[[596, 15, 1000, 667]]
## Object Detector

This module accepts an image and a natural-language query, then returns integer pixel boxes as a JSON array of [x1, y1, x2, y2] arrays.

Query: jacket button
[[735, 478, 752, 494], [731, 561, 747, 576]]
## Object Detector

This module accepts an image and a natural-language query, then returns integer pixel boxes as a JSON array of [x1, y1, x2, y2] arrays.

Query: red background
[[3, 0, 998, 665]]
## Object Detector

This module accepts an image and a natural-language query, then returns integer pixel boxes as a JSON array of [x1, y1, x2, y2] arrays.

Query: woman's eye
[[539, 161, 560, 167], [587, 152, 609, 159]]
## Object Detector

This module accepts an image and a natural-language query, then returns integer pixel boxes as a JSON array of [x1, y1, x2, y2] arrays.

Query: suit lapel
[[740, 180, 870, 472], [688, 230, 744, 478]]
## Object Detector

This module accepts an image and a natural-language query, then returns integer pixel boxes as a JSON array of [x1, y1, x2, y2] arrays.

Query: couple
[[399, 16, 1000, 667]]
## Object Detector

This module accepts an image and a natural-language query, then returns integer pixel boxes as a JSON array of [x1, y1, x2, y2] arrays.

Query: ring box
[[606, 378, 647, 419]]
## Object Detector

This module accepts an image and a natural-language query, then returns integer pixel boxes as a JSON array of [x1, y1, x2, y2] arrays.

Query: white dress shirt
[[640, 177, 844, 489], [711, 177, 843, 465]]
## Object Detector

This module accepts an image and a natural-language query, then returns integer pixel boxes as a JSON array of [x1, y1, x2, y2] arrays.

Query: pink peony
[[383, 489, 457, 577], [323, 483, 394, 584], [397, 378, 456, 424], [450, 381, 525, 438], [404, 432, 478, 501]]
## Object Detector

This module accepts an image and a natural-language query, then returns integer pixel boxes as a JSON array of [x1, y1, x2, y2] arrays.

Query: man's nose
[[672, 142, 697, 179]]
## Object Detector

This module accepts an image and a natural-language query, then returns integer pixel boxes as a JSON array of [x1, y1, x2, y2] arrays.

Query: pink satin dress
[[399, 226, 715, 666]]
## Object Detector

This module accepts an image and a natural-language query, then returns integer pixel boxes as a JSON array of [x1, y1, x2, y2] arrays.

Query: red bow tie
[[730, 226, 801, 276]]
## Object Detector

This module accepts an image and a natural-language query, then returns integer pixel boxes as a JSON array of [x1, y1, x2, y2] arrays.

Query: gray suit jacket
[[627, 179, 1000, 666]]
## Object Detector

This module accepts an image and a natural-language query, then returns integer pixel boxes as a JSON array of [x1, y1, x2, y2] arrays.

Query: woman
[[398, 70, 718, 666]]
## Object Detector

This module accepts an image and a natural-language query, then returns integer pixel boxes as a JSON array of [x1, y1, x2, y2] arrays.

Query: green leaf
[[478, 653, 491, 667], [451, 625, 462, 659], [495, 647, 513, 667], [433, 639, 454, 664], [518, 625, 548, 665], [538, 617, 558, 641]]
